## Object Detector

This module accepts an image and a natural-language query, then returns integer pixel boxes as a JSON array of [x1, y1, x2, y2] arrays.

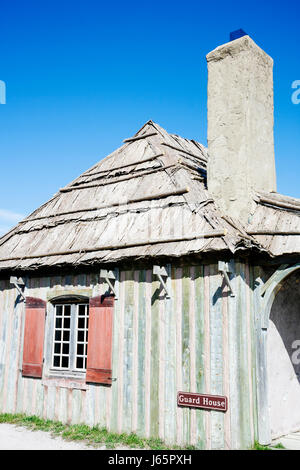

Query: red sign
[[177, 391, 228, 412]]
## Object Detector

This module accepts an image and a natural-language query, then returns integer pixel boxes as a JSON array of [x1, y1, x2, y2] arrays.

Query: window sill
[[42, 375, 88, 391]]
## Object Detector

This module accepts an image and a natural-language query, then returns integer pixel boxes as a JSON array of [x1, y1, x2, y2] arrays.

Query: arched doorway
[[267, 270, 300, 439], [256, 263, 300, 445]]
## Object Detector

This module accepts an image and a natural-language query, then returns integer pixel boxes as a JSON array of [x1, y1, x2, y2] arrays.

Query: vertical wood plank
[[6, 290, 23, 413], [144, 270, 152, 438], [237, 263, 252, 449], [137, 270, 146, 437], [106, 385, 112, 432], [222, 274, 231, 449], [253, 265, 266, 444], [71, 389, 82, 424], [158, 276, 165, 440], [24, 379, 33, 415], [209, 264, 224, 450], [58, 388, 68, 423], [189, 266, 196, 446], [43, 384, 48, 419], [117, 271, 125, 433], [194, 265, 206, 449], [80, 390, 86, 424], [122, 270, 134, 433], [164, 264, 176, 444], [245, 263, 254, 445], [182, 266, 191, 445], [228, 260, 239, 449], [150, 272, 160, 438], [1, 285, 14, 412], [47, 385, 56, 420], [174, 267, 183, 445], [67, 388, 72, 424], [0, 281, 8, 411], [250, 265, 259, 442], [85, 386, 95, 427], [204, 264, 211, 449], [132, 270, 139, 433]]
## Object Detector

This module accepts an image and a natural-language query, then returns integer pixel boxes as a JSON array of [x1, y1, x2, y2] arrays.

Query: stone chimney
[[206, 34, 277, 224]]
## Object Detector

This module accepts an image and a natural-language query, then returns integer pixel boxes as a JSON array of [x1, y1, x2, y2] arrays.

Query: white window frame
[[49, 297, 89, 379]]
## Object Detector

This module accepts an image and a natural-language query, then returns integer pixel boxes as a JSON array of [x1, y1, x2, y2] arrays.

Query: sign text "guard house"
[[177, 392, 228, 412]]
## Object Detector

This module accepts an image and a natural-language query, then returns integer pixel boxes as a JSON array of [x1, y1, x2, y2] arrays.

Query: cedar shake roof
[[0, 121, 299, 272]]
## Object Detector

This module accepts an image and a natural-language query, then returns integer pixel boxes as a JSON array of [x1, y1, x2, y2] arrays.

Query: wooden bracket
[[100, 269, 117, 299], [10, 276, 26, 301], [218, 261, 235, 297], [153, 265, 171, 299]]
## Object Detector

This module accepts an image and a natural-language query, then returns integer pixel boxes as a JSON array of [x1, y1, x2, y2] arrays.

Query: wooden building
[[0, 33, 299, 449]]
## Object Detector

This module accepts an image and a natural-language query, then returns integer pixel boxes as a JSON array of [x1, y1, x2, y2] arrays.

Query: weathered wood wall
[[0, 261, 258, 449]]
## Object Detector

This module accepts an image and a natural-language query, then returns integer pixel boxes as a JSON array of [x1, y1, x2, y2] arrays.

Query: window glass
[[52, 302, 89, 373]]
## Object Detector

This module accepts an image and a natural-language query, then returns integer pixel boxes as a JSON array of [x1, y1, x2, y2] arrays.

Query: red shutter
[[22, 297, 46, 378], [86, 295, 114, 385]]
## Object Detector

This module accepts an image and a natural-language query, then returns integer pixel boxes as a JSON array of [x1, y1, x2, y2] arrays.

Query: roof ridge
[[127, 119, 156, 138], [257, 191, 300, 205]]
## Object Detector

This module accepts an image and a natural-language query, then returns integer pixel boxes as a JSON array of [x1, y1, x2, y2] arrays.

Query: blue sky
[[0, 0, 299, 235]]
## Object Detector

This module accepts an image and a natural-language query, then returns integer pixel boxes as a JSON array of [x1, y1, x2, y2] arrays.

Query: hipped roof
[[0, 121, 299, 272]]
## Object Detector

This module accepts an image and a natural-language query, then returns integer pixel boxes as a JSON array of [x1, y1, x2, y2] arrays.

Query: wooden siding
[[0, 261, 257, 449]]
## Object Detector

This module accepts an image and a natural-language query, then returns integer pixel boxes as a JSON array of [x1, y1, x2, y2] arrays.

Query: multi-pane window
[[76, 304, 89, 370], [53, 304, 71, 369], [52, 302, 89, 372]]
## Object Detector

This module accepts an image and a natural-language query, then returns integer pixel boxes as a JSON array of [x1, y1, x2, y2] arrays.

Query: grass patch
[[0, 413, 195, 450], [253, 441, 273, 450], [272, 442, 285, 449], [252, 440, 285, 450]]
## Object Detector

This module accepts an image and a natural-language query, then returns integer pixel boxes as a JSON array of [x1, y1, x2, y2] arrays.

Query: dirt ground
[[0, 422, 97, 450]]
